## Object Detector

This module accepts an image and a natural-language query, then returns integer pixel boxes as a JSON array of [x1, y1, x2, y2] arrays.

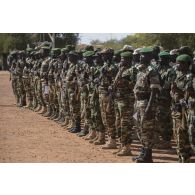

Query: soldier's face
[[133, 54, 140, 62], [120, 57, 131, 66], [93, 56, 102, 65], [177, 61, 188, 71], [140, 53, 152, 64], [159, 57, 170, 66]]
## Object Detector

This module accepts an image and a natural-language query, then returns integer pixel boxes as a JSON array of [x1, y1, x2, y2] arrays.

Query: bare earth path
[[0, 71, 194, 163]]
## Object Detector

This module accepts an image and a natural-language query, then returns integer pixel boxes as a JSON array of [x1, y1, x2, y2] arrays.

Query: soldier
[[22, 48, 34, 109], [155, 51, 176, 149], [171, 54, 193, 162], [66, 51, 81, 133], [15, 51, 26, 107], [133, 48, 141, 67], [113, 51, 137, 156], [133, 47, 161, 163], [88, 52, 105, 143], [60, 48, 71, 127], [9, 51, 19, 105], [98, 48, 117, 147], [76, 50, 94, 137]]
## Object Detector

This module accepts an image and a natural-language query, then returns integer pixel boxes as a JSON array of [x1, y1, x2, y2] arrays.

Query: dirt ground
[[0, 71, 194, 163]]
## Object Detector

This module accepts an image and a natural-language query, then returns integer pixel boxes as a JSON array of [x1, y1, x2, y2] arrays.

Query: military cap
[[83, 51, 95, 57], [26, 48, 34, 52], [67, 51, 78, 57], [120, 51, 133, 58], [61, 48, 69, 53], [140, 47, 153, 53], [41, 46, 50, 50], [170, 49, 178, 55], [10, 51, 18, 55], [158, 51, 170, 57], [84, 45, 94, 51], [176, 54, 192, 63], [100, 48, 114, 54], [122, 45, 134, 52], [114, 50, 122, 56], [179, 46, 192, 55], [133, 48, 141, 55]]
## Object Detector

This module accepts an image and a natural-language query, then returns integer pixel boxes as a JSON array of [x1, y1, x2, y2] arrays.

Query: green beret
[[61, 48, 69, 53], [84, 45, 94, 52], [26, 48, 34, 52], [68, 51, 78, 57], [100, 48, 114, 54], [41, 46, 50, 50], [66, 45, 75, 51], [158, 51, 170, 57], [140, 47, 153, 53], [114, 50, 122, 56], [176, 54, 192, 63], [83, 51, 95, 57], [120, 51, 133, 58], [10, 51, 17, 55]]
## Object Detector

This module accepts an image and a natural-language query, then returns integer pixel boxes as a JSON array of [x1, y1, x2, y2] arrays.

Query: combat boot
[[102, 137, 117, 149], [61, 117, 69, 127], [178, 154, 191, 163], [77, 126, 89, 137], [40, 106, 47, 115], [67, 120, 74, 129], [28, 101, 33, 110], [94, 132, 105, 145], [132, 147, 153, 163], [54, 112, 62, 122], [35, 104, 42, 112], [57, 115, 65, 124], [116, 144, 132, 156], [48, 106, 56, 119], [89, 133, 99, 143], [70, 122, 81, 133], [43, 105, 51, 117], [85, 130, 96, 140]]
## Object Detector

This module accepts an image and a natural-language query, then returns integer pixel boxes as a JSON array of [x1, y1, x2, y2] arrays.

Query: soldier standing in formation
[[9, 44, 195, 163]]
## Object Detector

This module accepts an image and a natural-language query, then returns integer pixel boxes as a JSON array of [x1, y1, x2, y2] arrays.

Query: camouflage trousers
[[48, 82, 58, 108], [23, 78, 33, 102], [41, 81, 49, 105], [68, 88, 81, 126], [156, 100, 172, 141], [172, 110, 191, 160], [61, 89, 70, 119], [11, 78, 18, 98], [80, 92, 91, 129], [115, 94, 134, 145], [99, 88, 116, 138], [89, 92, 105, 133], [135, 100, 155, 148], [35, 78, 45, 106], [16, 77, 26, 105]]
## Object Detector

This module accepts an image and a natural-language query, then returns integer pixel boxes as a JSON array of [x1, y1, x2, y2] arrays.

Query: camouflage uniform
[[171, 70, 192, 162], [114, 64, 137, 154], [98, 61, 117, 145], [15, 58, 26, 107], [155, 62, 176, 147], [133, 63, 161, 162], [65, 61, 81, 132], [22, 58, 33, 108]]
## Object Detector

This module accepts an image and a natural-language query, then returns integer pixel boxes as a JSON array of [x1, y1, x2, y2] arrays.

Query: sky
[[79, 33, 130, 44]]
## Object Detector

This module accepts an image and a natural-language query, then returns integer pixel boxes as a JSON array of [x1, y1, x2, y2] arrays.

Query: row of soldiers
[[9, 44, 195, 163]]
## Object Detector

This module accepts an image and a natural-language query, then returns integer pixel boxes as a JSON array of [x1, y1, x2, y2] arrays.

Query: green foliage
[[0, 33, 79, 54], [91, 33, 195, 51]]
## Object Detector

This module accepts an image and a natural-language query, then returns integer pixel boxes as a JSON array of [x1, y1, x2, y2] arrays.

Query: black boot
[[132, 147, 153, 163], [71, 122, 81, 133]]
